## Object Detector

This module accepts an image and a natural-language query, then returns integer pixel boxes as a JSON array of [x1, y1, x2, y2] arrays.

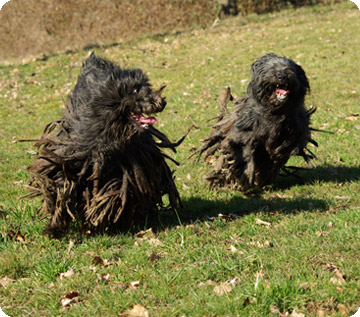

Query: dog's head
[[70, 53, 167, 148], [247, 53, 309, 111]]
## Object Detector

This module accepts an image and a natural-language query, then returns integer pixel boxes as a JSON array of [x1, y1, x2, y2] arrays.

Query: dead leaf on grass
[[134, 228, 155, 239], [229, 245, 244, 255], [317, 309, 326, 317], [135, 228, 164, 247], [336, 286, 343, 293], [59, 291, 80, 307], [334, 196, 351, 200], [148, 251, 162, 262], [315, 231, 331, 237], [255, 218, 271, 227], [120, 304, 149, 317], [98, 273, 110, 283], [345, 115, 358, 121], [59, 268, 75, 280], [0, 276, 16, 288], [67, 239, 75, 254], [129, 280, 141, 289], [299, 282, 318, 289], [337, 304, 347, 316], [227, 277, 242, 287], [91, 255, 114, 267], [326, 264, 346, 284], [214, 283, 233, 296], [249, 240, 273, 248], [198, 279, 217, 287], [291, 309, 305, 317], [213, 277, 241, 296], [8, 229, 27, 243], [182, 183, 190, 190], [330, 276, 345, 285], [270, 306, 281, 314], [147, 238, 164, 247]]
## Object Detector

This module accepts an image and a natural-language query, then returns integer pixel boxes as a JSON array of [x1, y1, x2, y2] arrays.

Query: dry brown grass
[[0, 0, 338, 62]]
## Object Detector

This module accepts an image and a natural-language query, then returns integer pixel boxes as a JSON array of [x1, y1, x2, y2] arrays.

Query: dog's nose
[[278, 74, 286, 81], [162, 99, 167, 108]]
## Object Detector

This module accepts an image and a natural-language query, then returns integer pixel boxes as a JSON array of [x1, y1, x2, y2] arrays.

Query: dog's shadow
[[145, 164, 359, 231], [273, 164, 360, 190], [141, 194, 328, 233]]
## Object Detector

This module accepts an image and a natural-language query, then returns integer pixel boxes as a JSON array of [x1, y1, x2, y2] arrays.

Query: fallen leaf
[[250, 240, 273, 248], [317, 309, 326, 317], [315, 231, 331, 237], [129, 281, 141, 289], [243, 297, 251, 306], [182, 184, 190, 190], [229, 245, 244, 255], [255, 218, 271, 227], [345, 115, 358, 121], [270, 306, 281, 314], [330, 277, 345, 285], [336, 286, 343, 293], [291, 309, 305, 317], [147, 238, 164, 247], [8, 229, 27, 243], [120, 304, 149, 317], [214, 283, 232, 296], [208, 213, 238, 222], [334, 196, 351, 200], [67, 240, 75, 254], [198, 280, 216, 287], [88, 265, 97, 272], [59, 268, 75, 280], [59, 291, 80, 307], [134, 228, 155, 239], [326, 264, 346, 284], [227, 277, 242, 287], [98, 273, 110, 283], [91, 256, 114, 267], [0, 276, 16, 289], [299, 282, 318, 289], [337, 304, 347, 316], [148, 252, 161, 262]]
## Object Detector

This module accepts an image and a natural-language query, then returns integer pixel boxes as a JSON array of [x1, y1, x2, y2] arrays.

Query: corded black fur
[[27, 53, 189, 237], [191, 54, 317, 190]]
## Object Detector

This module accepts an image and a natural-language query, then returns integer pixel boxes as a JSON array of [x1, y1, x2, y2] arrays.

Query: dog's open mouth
[[130, 114, 158, 128], [276, 88, 290, 101]]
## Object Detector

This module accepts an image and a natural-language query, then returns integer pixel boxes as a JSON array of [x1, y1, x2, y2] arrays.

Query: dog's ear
[[155, 85, 166, 96], [294, 63, 310, 94]]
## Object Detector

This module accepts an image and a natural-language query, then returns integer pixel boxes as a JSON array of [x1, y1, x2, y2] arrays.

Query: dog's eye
[[132, 88, 138, 94]]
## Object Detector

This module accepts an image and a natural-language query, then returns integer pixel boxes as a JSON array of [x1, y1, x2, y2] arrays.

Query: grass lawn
[[0, 1, 359, 316]]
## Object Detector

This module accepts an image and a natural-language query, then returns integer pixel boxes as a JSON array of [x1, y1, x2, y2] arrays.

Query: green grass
[[1, 1, 360, 316]]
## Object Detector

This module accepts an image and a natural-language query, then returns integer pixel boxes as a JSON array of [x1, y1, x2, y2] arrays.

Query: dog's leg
[[92, 161, 100, 196]]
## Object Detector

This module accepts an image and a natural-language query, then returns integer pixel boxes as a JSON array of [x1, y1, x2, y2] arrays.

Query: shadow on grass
[[179, 195, 328, 223], [273, 165, 360, 190], [143, 194, 329, 232]]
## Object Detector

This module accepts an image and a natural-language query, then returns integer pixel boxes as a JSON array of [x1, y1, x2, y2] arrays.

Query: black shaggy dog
[[28, 53, 190, 237], [191, 54, 317, 190]]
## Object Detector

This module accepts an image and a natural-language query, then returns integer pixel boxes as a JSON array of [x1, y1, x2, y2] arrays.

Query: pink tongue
[[276, 88, 290, 96], [137, 115, 157, 125]]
